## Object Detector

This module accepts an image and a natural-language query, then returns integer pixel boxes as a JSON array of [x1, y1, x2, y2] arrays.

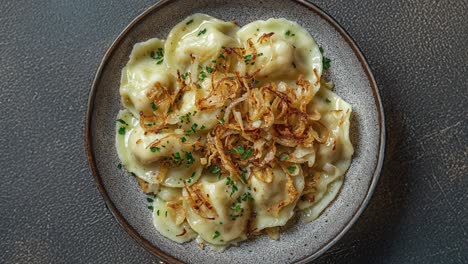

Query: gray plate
[[85, 0, 385, 263]]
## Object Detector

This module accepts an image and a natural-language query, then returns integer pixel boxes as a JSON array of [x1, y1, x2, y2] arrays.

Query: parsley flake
[[186, 19, 194, 25], [288, 166, 297, 174], [241, 148, 253, 159], [213, 231, 221, 239], [151, 102, 158, 111], [280, 154, 289, 161], [150, 147, 160, 153], [117, 119, 128, 126], [197, 28, 207, 36], [118, 127, 126, 135]]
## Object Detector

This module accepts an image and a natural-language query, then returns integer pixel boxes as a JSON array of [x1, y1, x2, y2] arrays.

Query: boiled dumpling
[[250, 166, 304, 231], [165, 14, 240, 73], [120, 38, 175, 116]]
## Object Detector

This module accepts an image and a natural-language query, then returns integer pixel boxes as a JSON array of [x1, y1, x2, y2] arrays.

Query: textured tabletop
[[0, 0, 467, 263]]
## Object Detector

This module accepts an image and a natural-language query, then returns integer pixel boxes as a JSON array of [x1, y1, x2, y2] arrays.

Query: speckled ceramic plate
[[85, 0, 385, 263]]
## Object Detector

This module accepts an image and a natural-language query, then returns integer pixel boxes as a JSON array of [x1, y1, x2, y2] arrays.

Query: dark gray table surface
[[1, 0, 467, 263]]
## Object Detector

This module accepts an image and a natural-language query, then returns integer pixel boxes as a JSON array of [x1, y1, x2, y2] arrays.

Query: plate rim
[[84, 0, 386, 263]]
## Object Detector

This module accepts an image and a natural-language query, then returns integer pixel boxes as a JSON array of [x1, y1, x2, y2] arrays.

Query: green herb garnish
[[150, 147, 160, 153], [147, 198, 154, 203], [213, 231, 221, 239], [197, 28, 207, 36], [241, 148, 253, 159], [186, 19, 194, 25], [288, 166, 297, 174], [280, 154, 289, 161], [181, 136, 187, 143], [186, 172, 196, 183], [117, 119, 128, 125], [206, 66, 214, 73], [198, 70, 207, 82], [244, 54, 252, 63], [325, 98, 331, 103], [173, 152, 181, 160], [226, 177, 238, 196], [118, 127, 126, 135], [185, 152, 194, 166], [151, 102, 158, 111], [319, 47, 331, 70], [211, 166, 221, 174], [191, 123, 198, 133]]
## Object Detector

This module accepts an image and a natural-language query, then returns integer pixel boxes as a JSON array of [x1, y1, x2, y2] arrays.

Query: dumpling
[[120, 38, 175, 116], [116, 110, 202, 187], [237, 18, 322, 87], [183, 175, 251, 245], [298, 87, 354, 221], [165, 14, 240, 73], [250, 166, 304, 231], [152, 196, 197, 243]]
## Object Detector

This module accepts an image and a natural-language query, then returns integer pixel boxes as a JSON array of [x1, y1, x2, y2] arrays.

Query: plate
[[85, 0, 385, 263]]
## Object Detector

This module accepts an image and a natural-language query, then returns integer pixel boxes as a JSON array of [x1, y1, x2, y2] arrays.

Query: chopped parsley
[[285, 30, 295, 37], [185, 152, 194, 166], [213, 231, 221, 239], [147, 206, 153, 211], [117, 163, 122, 170], [257, 52, 263, 57], [167, 108, 173, 114], [288, 166, 297, 174], [280, 154, 289, 161], [173, 152, 181, 160], [236, 146, 245, 154], [181, 72, 189, 79], [150, 147, 160, 153], [151, 102, 158, 111], [206, 66, 214, 73], [219, 117, 225, 124], [191, 123, 198, 133], [218, 53, 225, 59], [118, 127, 126, 135], [150, 47, 164, 64], [241, 191, 254, 202], [319, 47, 331, 70], [165, 211, 168, 217], [211, 166, 221, 174], [241, 148, 253, 159], [231, 203, 242, 212], [186, 19, 194, 25], [226, 177, 238, 196], [117, 119, 128, 125], [147, 197, 154, 203], [325, 98, 331, 103], [197, 28, 207, 36], [157, 209, 160, 216], [200, 124, 206, 129], [198, 70, 207, 82], [180, 136, 187, 143], [186, 172, 196, 183], [243, 54, 252, 63]]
